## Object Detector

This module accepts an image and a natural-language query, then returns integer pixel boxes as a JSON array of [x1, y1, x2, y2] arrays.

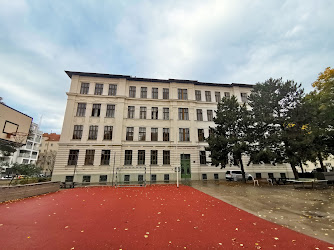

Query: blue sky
[[0, 0, 333, 133]]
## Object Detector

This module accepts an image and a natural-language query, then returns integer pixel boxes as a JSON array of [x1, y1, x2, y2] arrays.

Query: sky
[[0, 0, 333, 134]]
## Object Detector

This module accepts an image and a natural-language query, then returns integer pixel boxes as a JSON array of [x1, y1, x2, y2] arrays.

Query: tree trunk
[[318, 152, 326, 172], [239, 157, 246, 183], [290, 163, 299, 180], [299, 160, 304, 174]]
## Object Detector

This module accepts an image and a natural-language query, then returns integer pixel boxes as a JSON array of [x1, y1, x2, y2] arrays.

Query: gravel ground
[[190, 180, 334, 244]]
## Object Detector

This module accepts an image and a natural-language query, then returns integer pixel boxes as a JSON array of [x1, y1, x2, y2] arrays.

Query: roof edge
[[65, 71, 254, 87]]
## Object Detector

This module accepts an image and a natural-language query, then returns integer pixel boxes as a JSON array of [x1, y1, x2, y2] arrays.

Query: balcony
[[18, 153, 31, 158]]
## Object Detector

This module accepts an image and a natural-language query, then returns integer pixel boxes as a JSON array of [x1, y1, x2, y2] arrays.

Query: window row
[[76, 103, 115, 117], [80, 82, 248, 103], [73, 125, 211, 142], [76, 104, 214, 121], [67, 149, 171, 166], [73, 125, 113, 140], [80, 82, 117, 96]]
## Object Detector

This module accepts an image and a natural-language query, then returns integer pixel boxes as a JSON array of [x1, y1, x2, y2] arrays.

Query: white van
[[225, 170, 253, 181]]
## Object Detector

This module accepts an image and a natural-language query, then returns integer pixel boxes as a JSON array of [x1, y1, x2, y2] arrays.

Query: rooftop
[[65, 71, 253, 88], [42, 133, 60, 141]]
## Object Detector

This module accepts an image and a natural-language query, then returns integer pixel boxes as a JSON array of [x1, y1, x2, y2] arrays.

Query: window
[[163, 108, 169, 120], [164, 174, 169, 182], [140, 107, 147, 119], [215, 92, 221, 102], [209, 128, 214, 137], [224, 92, 230, 99], [200, 151, 206, 164], [195, 90, 201, 101], [152, 88, 158, 99], [207, 110, 213, 121], [138, 127, 146, 141], [128, 106, 135, 119], [214, 173, 219, 180], [138, 175, 144, 183], [91, 104, 101, 117], [105, 104, 115, 118], [80, 83, 89, 94], [88, 125, 98, 140], [65, 176, 74, 182], [124, 150, 132, 165], [84, 150, 95, 165], [202, 174, 207, 180], [141, 87, 147, 98], [124, 175, 130, 183], [256, 173, 262, 179], [151, 174, 157, 182], [108, 84, 117, 96], [104, 126, 113, 140], [178, 89, 188, 100], [100, 175, 107, 182], [163, 88, 169, 99], [138, 150, 145, 165], [94, 83, 103, 95], [151, 128, 158, 141], [241, 93, 248, 103], [268, 173, 274, 179], [163, 128, 169, 141], [205, 91, 211, 102], [179, 128, 190, 141], [196, 109, 203, 121], [151, 150, 158, 165], [129, 86, 136, 98], [178, 108, 189, 120], [68, 150, 79, 165], [151, 107, 158, 120], [163, 150, 170, 165], [83, 176, 91, 183], [101, 150, 111, 165], [76, 103, 86, 117], [73, 125, 83, 139], [126, 127, 134, 141], [280, 173, 286, 178], [198, 129, 204, 142]]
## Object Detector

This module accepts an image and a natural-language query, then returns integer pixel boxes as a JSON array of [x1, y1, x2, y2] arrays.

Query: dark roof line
[[0, 103, 33, 119], [65, 71, 254, 88]]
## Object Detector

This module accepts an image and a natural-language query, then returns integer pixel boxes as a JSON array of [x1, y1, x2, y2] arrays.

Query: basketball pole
[[112, 152, 115, 186]]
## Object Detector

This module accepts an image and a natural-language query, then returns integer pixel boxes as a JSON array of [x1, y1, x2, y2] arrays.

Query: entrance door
[[181, 154, 191, 179]]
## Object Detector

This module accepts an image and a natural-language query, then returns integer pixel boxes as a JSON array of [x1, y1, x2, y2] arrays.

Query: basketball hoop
[[6, 132, 28, 147]]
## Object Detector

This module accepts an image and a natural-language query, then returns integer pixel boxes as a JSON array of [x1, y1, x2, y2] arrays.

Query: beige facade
[[52, 71, 293, 184]]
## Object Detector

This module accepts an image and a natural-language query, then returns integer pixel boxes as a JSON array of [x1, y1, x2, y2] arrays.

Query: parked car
[[225, 170, 253, 181], [0, 176, 13, 180]]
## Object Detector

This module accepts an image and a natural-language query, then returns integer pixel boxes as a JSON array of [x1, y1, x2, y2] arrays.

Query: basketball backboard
[[0, 103, 32, 146]]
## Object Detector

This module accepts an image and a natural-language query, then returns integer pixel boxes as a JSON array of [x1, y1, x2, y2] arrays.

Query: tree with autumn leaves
[[207, 67, 334, 180]]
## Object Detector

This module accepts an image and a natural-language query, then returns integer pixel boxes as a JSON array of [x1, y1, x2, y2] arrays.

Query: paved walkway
[[190, 180, 334, 244]]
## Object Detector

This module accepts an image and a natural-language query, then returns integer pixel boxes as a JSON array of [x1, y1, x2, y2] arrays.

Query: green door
[[181, 154, 191, 179]]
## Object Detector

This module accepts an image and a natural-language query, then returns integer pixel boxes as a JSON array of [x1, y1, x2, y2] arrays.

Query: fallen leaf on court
[[81, 230, 84, 233], [27, 236, 30, 239], [144, 235, 149, 238], [240, 243, 243, 247], [235, 228, 238, 231], [274, 237, 279, 240], [218, 243, 222, 245], [65, 226, 69, 229]]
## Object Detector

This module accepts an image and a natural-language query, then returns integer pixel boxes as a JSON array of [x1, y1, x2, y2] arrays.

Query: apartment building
[[52, 71, 253, 184], [10, 123, 42, 165], [37, 133, 60, 175]]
